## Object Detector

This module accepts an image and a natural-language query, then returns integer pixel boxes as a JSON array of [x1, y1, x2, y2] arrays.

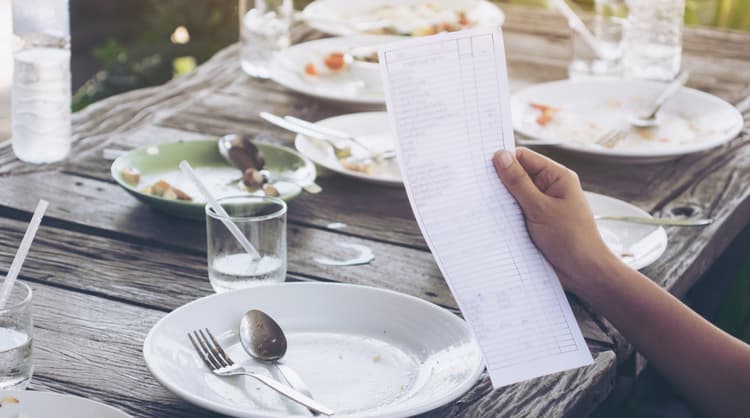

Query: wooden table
[[0, 6, 748, 417]]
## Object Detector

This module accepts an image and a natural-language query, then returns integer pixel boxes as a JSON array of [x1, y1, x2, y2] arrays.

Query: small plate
[[270, 35, 401, 106], [587, 192, 668, 270], [143, 282, 483, 418], [294, 112, 402, 187], [0, 391, 131, 418], [511, 79, 743, 163], [302, 0, 504, 37], [111, 140, 316, 220]]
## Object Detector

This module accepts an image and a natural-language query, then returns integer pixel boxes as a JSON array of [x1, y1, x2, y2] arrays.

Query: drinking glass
[[623, 0, 685, 81], [206, 195, 287, 293], [0, 280, 33, 390], [239, 0, 293, 78], [568, 1, 626, 79]]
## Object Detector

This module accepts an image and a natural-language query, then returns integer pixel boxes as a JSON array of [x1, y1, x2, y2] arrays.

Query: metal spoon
[[218, 134, 322, 194], [239, 309, 320, 415], [628, 71, 690, 128], [594, 215, 712, 226]]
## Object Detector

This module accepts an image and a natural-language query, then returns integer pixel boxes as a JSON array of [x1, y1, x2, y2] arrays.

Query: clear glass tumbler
[[11, 0, 72, 163], [568, 0, 626, 79], [623, 0, 685, 81], [239, 0, 293, 78], [0, 280, 33, 390], [206, 195, 287, 293]]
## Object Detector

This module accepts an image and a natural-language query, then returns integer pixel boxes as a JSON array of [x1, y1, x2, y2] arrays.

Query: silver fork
[[188, 329, 335, 416], [595, 129, 628, 148]]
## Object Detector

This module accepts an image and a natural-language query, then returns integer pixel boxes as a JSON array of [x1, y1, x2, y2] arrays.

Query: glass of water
[[239, 0, 293, 78], [623, 0, 685, 81], [568, 1, 626, 79], [0, 280, 33, 390], [206, 195, 287, 293]]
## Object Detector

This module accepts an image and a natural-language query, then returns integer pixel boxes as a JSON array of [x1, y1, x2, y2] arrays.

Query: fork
[[188, 329, 335, 416], [595, 129, 628, 148]]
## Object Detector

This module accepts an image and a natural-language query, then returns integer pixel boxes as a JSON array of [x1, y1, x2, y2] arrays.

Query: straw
[[551, 0, 608, 59], [0, 199, 49, 310], [179, 161, 261, 260]]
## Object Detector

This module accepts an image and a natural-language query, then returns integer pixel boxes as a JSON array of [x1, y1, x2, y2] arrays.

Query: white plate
[[0, 391, 131, 418], [587, 192, 667, 270], [143, 283, 483, 418], [302, 0, 504, 37], [511, 79, 744, 163], [271, 36, 400, 106], [294, 112, 402, 186]]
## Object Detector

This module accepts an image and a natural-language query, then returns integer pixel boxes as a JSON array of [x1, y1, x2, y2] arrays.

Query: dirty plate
[[143, 282, 483, 418], [294, 112, 402, 186], [511, 80, 743, 163], [0, 391, 131, 418], [587, 191, 668, 270], [270, 35, 401, 106], [302, 0, 504, 37], [111, 140, 316, 220]]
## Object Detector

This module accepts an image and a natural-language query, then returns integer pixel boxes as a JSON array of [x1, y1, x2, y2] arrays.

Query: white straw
[[0, 199, 49, 310], [179, 161, 261, 260], [552, 0, 608, 59]]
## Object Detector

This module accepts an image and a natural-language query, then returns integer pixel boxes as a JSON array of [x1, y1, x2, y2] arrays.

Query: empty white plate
[[271, 36, 401, 106], [294, 112, 402, 186], [143, 283, 483, 418], [0, 391, 131, 418], [587, 192, 668, 270], [511, 79, 743, 163], [302, 0, 504, 37]]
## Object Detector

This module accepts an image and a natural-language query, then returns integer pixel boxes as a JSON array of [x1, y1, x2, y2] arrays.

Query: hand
[[492, 147, 621, 295]]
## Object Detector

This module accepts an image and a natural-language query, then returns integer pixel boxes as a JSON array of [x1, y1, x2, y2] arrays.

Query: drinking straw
[[0, 199, 49, 310], [179, 160, 261, 260], [551, 0, 608, 59]]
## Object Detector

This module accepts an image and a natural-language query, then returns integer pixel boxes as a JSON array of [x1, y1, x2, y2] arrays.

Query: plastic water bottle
[[11, 0, 72, 163], [623, 0, 685, 81]]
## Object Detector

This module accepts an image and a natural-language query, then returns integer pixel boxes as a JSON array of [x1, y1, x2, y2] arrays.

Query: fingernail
[[499, 150, 514, 168]]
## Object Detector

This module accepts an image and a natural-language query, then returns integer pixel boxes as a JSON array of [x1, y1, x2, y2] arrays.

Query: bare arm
[[492, 147, 750, 418]]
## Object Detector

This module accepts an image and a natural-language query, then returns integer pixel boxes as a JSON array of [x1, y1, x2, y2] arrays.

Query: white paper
[[379, 29, 593, 388]]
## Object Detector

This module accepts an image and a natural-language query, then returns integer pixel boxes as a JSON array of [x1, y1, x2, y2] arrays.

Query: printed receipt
[[379, 29, 593, 388]]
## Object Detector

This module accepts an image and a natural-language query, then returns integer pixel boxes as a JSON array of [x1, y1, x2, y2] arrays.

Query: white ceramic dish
[[294, 112, 402, 186], [587, 191, 668, 270], [143, 283, 483, 418], [511, 79, 743, 163], [302, 0, 504, 37], [271, 36, 400, 106], [0, 391, 131, 418]]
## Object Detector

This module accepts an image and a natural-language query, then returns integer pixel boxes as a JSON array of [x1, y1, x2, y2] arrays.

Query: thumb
[[493, 150, 545, 215]]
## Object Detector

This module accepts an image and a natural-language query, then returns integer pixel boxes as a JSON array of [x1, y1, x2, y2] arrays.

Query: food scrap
[[120, 167, 141, 185], [1, 396, 19, 405], [227, 135, 265, 171], [365, 4, 474, 36], [340, 158, 373, 175], [262, 183, 280, 197], [372, 354, 382, 362], [305, 51, 348, 77], [142, 180, 192, 201], [529, 102, 561, 127]]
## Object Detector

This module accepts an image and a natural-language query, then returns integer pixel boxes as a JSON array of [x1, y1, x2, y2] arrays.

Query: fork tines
[[596, 129, 628, 148], [188, 328, 235, 370]]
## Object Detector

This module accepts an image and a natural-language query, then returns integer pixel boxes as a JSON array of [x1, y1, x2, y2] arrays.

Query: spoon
[[218, 134, 322, 194], [594, 215, 712, 227], [628, 71, 690, 128], [240, 310, 318, 414]]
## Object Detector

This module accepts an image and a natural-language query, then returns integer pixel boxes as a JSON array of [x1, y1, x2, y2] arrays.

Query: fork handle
[[243, 371, 335, 415]]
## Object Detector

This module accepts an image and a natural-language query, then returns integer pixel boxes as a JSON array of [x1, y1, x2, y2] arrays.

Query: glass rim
[[205, 194, 287, 222], [0, 280, 32, 313]]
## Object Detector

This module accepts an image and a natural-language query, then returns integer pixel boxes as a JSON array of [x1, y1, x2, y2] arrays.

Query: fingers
[[492, 150, 545, 214], [516, 148, 577, 198]]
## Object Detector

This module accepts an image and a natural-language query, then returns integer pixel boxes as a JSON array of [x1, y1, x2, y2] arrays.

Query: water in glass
[[623, 0, 685, 81], [0, 327, 32, 390], [208, 253, 285, 292], [240, 0, 293, 78]]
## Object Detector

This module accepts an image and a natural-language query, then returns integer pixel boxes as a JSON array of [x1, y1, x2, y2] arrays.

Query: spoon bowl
[[239, 309, 287, 362]]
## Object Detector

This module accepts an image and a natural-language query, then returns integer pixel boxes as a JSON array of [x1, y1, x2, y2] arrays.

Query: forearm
[[575, 257, 750, 418]]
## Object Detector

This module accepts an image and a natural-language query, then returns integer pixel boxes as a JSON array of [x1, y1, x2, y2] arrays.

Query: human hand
[[492, 147, 622, 295]]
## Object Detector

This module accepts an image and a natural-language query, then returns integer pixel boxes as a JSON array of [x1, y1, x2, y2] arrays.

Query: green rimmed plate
[[111, 139, 316, 220]]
